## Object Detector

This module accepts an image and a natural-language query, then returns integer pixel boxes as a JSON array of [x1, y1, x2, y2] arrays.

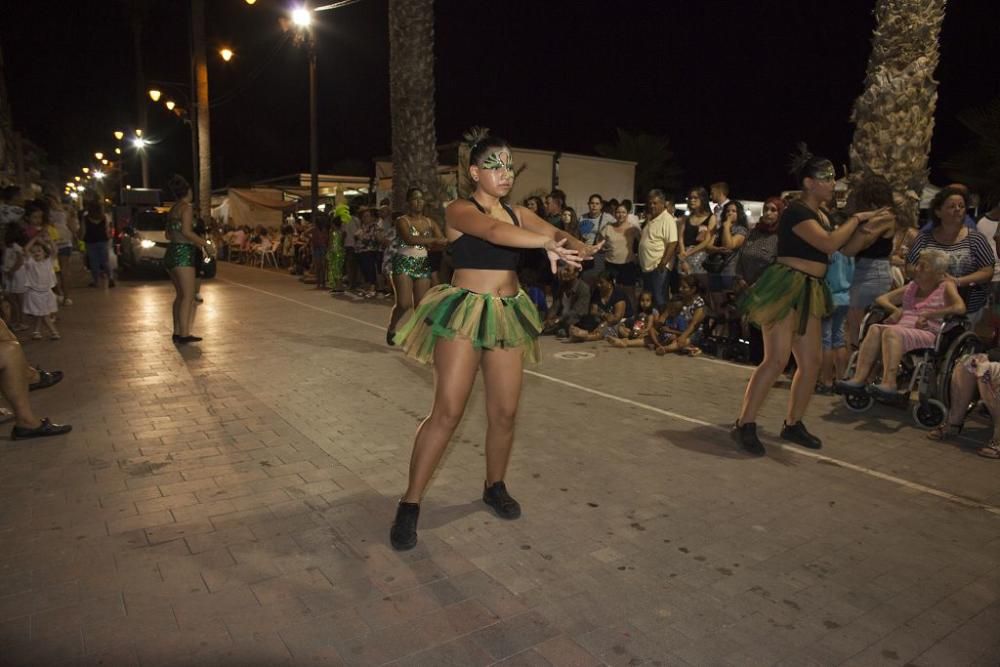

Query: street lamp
[[115, 147, 121, 155], [219, 48, 234, 62], [114, 130, 124, 141], [132, 137, 147, 149], [95, 152, 104, 160], [165, 100, 176, 111], [82, 167, 90, 174], [93, 170, 105, 180], [148, 89, 162, 102], [292, 7, 312, 27]]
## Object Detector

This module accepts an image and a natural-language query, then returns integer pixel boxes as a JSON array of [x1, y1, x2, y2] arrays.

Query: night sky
[[3, 0, 998, 200]]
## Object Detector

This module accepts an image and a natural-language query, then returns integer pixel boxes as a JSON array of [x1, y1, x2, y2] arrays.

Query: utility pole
[[192, 0, 212, 222]]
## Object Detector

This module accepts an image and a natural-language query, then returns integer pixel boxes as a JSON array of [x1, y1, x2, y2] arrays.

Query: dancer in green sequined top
[[164, 175, 214, 344], [386, 188, 446, 345]]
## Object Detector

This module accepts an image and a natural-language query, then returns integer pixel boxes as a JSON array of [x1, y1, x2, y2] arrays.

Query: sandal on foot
[[29, 369, 64, 392], [976, 439, 1000, 459], [927, 423, 963, 441]]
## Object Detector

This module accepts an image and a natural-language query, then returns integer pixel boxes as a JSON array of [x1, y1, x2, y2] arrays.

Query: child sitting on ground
[[648, 276, 706, 356], [608, 290, 658, 347]]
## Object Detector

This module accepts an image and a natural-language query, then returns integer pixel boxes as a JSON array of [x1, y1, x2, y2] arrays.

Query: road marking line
[[218, 272, 1000, 517]]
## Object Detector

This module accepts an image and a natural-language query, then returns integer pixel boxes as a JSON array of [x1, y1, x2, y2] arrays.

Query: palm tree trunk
[[849, 0, 947, 204], [388, 0, 440, 215]]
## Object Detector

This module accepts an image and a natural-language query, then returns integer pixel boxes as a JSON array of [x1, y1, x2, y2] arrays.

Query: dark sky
[[3, 0, 998, 200]]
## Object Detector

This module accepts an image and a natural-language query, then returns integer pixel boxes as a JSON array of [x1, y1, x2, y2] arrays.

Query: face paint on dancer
[[480, 150, 513, 173], [474, 148, 515, 195]]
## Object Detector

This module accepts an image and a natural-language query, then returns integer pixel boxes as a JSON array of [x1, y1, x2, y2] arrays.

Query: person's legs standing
[[86, 242, 103, 285], [480, 346, 524, 487]]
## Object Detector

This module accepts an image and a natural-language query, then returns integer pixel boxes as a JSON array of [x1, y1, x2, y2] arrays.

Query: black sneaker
[[483, 481, 521, 519], [780, 421, 822, 449], [12, 418, 72, 440], [390, 501, 420, 550], [386, 330, 396, 347], [731, 421, 765, 456]]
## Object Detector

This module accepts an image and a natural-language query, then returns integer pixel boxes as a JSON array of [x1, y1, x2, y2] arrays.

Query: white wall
[[556, 153, 636, 212]]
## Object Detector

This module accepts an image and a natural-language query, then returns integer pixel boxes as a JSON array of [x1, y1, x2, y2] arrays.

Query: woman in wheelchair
[[836, 248, 965, 398]]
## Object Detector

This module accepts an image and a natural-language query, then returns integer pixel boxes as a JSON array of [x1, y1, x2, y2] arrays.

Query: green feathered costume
[[327, 203, 350, 289]]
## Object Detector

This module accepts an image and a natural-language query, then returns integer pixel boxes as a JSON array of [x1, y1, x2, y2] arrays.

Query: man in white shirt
[[638, 189, 678, 310], [976, 201, 1000, 306], [710, 182, 731, 220]]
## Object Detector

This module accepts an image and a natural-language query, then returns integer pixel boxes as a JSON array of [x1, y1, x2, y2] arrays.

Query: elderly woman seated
[[836, 248, 965, 398], [929, 350, 1000, 459]]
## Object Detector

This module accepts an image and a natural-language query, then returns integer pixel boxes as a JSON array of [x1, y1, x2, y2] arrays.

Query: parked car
[[118, 206, 169, 274]]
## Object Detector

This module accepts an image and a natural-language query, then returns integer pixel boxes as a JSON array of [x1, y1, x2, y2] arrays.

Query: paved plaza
[[1, 262, 998, 666]]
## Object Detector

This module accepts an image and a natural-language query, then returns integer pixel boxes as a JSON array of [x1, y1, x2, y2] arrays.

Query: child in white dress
[[23, 236, 59, 340]]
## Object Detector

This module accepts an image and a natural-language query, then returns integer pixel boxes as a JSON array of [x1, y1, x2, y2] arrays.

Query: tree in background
[[596, 128, 682, 200], [943, 97, 1000, 208], [388, 0, 441, 216], [849, 0, 947, 212]]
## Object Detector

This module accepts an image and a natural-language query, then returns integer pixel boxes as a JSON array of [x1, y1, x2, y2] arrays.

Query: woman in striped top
[[906, 187, 995, 321]]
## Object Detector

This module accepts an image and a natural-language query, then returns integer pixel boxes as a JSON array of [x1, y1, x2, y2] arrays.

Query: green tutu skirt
[[394, 284, 543, 364], [739, 263, 832, 335]]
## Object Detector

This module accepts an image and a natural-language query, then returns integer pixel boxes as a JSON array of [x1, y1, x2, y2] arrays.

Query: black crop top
[[857, 233, 893, 259], [777, 202, 828, 264], [450, 198, 523, 271], [682, 219, 702, 247]]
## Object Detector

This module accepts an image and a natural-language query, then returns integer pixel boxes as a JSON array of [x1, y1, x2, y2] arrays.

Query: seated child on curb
[[608, 290, 658, 347]]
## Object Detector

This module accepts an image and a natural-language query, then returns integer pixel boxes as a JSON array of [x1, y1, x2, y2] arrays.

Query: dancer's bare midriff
[[451, 268, 521, 297]]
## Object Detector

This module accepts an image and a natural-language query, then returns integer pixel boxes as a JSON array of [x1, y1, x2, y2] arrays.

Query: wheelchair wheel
[[913, 399, 947, 428], [843, 391, 874, 412], [937, 332, 986, 405]]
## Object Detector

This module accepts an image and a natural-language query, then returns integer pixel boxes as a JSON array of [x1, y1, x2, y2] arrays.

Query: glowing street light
[[101, 159, 109, 165], [132, 137, 147, 149], [114, 130, 124, 141], [292, 7, 311, 27], [245, 0, 256, 4], [74, 176, 81, 182], [219, 48, 234, 62], [148, 89, 162, 102], [114, 147, 121, 155], [94, 152, 104, 160], [135, 129, 143, 137], [76, 185, 85, 192], [165, 100, 176, 111], [82, 167, 90, 174], [92, 170, 106, 180]]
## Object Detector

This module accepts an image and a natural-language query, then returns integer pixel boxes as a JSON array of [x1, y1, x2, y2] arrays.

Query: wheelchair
[[838, 306, 985, 427]]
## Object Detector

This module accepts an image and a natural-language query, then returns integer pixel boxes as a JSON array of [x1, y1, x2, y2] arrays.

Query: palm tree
[[849, 0, 947, 208], [388, 0, 440, 214], [0, 39, 17, 183], [595, 128, 682, 199], [943, 96, 1000, 207]]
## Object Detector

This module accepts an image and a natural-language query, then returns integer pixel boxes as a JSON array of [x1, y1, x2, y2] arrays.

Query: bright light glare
[[114, 130, 124, 140], [165, 100, 176, 111], [94, 152, 104, 160], [220, 48, 234, 62], [132, 137, 147, 149], [291, 7, 311, 27], [140, 239, 156, 249], [114, 147, 122, 155], [101, 159, 109, 165], [93, 170, 105, 180], [148, 89, 161, 102], [76, 186, 85, 192], [69, 192, 79, 200], [135, 129, 143, 137], [74, 176, 81, 182], [82, 167, 90, 174], [245, 0, 256, 4]]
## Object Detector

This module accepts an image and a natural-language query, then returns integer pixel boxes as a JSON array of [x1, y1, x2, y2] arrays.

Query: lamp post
[[291, 5, 318, 223]]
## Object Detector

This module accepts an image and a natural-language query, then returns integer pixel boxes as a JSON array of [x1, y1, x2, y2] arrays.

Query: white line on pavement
[[219, 273, 1000, 518]]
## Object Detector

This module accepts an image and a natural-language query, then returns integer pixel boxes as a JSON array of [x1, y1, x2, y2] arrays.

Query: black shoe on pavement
[[29, 369, 64, 392], [176, 335, 203, 344], [12, 418, 72, 440], [483, 481, 521, 519], [780, 421, 823, 449], [390, 501, 420, 550], [731, 421, 766, 456], [386, 330, 396, 347]]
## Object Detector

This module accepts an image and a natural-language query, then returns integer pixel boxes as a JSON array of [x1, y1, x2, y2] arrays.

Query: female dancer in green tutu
[[390, 128, 601, 550], [731, 146, 890, 456]]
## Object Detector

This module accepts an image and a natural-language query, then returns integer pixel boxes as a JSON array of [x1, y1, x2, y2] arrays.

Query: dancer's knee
[[487, 405, 517, 432], [429, 404, 465, 432]]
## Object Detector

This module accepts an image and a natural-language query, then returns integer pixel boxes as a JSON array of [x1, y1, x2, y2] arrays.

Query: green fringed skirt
[[739, 263, 833, 335], [394, 284, 543, 364]]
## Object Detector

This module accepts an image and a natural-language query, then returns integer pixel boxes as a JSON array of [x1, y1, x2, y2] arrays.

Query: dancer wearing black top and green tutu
[[731, 146, 892, 455], [390, 128, 601, 550]]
